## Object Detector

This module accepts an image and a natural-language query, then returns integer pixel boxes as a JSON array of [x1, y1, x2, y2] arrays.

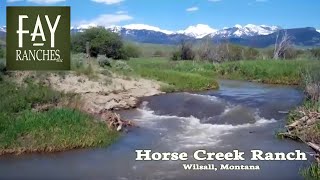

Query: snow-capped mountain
[[122, 24, 174, 35], [317, 29, 320, 33], [210, 24, 280, 38], [71, 23, 280, 39], [66, 24, 320, 47], [177, 24, 218, 39], [0, 26, 6, 32]]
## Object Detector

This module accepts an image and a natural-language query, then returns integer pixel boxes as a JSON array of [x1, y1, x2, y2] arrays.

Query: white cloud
[[27, 0, 65, 3], [256, 0, 268, 2], [208, 0, 221, 2], [79, 14, 133, 27], [91, 0, 123, 5], [186, 6, 199, 12]]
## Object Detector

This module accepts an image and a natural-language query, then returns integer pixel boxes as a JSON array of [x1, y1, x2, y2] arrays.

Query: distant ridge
[[2, 24, 320, 48]]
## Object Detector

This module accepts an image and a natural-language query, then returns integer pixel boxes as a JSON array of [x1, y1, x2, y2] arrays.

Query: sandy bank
[[47, 73, 163, 113]]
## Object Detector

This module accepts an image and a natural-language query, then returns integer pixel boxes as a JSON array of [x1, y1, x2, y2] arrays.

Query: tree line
[[171, 39, 320, 62]]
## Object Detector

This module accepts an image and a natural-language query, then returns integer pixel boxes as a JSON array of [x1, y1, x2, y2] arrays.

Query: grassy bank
[[110, 58, 219, 92], [0, 79, 119, 155], [276, 64, 320, 179], [215, 60, 316, 85], [108, 58, 316, 92]]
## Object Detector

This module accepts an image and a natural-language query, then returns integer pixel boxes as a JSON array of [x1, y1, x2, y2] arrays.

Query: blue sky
[[1, 0, 320, 30]]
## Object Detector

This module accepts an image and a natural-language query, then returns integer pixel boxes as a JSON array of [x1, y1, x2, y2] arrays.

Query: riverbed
[[0, 80, 313, 180]]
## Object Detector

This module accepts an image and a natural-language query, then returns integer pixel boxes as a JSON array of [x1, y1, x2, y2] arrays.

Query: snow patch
[[123, 24, 174, 34], [177, 24, 218, 39], [211, 24, 280, 38]]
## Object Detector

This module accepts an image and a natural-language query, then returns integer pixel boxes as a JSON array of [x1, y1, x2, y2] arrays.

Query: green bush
[[171, 51, 181, 61], [97, 55, 111, 67], [71, 53, 86, 70], [180, 42, 195, 60], [123, 44, 141, 58], [112, 61, 133, 72]]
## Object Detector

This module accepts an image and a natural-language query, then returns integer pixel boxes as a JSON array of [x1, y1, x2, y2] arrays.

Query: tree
[[71, 27, 126, 59], [273, 30, 292, 59], [170, 41, 195, 61], [180, 41, 195, 60], [197, 37, 218, 62]]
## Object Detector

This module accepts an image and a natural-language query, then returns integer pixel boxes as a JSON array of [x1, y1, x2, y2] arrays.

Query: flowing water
[[0, 80, 314, 180]]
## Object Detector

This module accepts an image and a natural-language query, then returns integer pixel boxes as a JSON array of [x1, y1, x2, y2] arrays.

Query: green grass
[[125, 42, 177, 58], [301, 163, 320, 180], [284, 63, 320, 179], [0, 108, 118, 155], [114, 58, 219, 92], [215, 60, 316, 85], [107, 58, 319, 92], [0, 79, 119, 155]]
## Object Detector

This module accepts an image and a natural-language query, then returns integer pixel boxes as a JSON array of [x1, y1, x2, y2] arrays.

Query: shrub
[[310, 48, 320, 60], [112, 61, 133, 72], [97, 55, 111, 67], [180, 41, 195, 60], [100, 69, 112, 76], [283, 48, 304, 59], [71, 53, 86, 70], [170, 42, 195, 61], [123, 44, 141, 58], [171, 51, 181, 61], [302, 64, 320, 102]]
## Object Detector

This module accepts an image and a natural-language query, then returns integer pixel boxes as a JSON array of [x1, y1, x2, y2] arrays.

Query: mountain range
[[1, 24, 320, 48], [71, 24, 320, 48]]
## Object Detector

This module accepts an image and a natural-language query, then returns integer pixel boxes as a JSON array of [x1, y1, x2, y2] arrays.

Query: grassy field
[[125, 42, 177, 58], [215, 60, 316, 85], [0, 79, 119, 155], [112, 58, 219, 92]]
